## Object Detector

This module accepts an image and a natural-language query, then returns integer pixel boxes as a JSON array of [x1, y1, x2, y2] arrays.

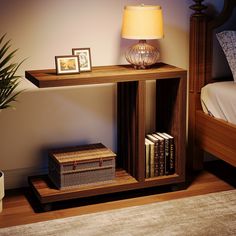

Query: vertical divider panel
[[135, 80, 146, 182], [117, 80, 146, 181], [117, 82, 124, 169], [177, 75, 187, 178]]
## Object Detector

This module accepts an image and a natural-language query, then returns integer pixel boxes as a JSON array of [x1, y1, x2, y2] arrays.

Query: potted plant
[[0, 34, 24, 212]]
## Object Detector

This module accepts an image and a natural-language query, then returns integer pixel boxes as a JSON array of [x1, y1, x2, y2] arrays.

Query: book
[[146, 134, 160, 177], [156, 133, 170, 175], [162, 132, 175, 174], [153, 134, 165, 176], [145, 138, 155, 177], [145, 138, 150, 178]]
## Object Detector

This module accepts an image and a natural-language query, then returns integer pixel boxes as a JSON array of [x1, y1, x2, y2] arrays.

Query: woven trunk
[[48, 143, 116, 189]]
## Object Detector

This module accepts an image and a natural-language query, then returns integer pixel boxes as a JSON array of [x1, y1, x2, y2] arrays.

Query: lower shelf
[[28, 168, 184, 207]]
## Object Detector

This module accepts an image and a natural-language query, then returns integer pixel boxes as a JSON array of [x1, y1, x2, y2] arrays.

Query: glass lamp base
[[125, 40, 160, 69]]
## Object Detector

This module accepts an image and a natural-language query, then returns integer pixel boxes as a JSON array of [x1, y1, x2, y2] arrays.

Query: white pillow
[[216, 31, 236, 82]]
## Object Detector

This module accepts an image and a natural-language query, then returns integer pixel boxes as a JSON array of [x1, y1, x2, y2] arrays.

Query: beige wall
[[0, 0, 218, 189]]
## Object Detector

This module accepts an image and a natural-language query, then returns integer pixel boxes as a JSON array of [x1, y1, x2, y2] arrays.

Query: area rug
[[1, 190, 236, 236]]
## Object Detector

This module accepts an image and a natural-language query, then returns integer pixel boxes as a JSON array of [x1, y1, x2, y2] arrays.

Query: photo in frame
[[72, 48, 92, 72], [55, 55, 80, 75]]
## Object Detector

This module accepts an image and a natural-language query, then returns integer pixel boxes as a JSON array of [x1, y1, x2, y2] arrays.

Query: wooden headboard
[[190, 0, 236, 95], [188, 0, 236, 170]]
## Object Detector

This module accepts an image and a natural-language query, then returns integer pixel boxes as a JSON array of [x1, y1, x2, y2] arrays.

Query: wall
[[0, 0, 219, 189]]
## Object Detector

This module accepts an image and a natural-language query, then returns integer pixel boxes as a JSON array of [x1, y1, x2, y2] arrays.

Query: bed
[[188, 0, 236, 170], [201, 81, 236, 124]]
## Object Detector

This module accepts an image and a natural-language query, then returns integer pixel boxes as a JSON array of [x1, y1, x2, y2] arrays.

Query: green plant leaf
[[0, 49, 18, 69], [0, 34, 7, 45], [0, 63, 16, 77], [0, 40, 11, 60], [0, 34, 25, 110]]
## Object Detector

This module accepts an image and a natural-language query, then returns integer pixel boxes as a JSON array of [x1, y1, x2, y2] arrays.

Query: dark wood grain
[[25, 64, 186, 88], [29, 171, 184, 204], [156, 75, 187, 178], [26, 63, 187, 208], [188, 0, 236, 170], [196, 111, 236, 167], [190, 0, 207, 16], [188, 8, 208, 170], [136, 81, 146, 182]]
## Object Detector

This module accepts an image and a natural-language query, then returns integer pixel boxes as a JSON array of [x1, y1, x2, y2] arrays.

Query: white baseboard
[[3, 167, 47, 190]]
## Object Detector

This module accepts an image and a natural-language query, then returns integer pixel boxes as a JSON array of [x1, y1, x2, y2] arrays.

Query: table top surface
[[25, 63, 187, 88]]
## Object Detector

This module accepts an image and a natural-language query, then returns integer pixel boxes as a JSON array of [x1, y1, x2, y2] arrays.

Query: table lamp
[[121, 5, 164, 69]]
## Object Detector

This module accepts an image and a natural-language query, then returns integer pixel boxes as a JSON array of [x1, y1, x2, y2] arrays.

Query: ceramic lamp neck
[[139, 40, 147, 43]]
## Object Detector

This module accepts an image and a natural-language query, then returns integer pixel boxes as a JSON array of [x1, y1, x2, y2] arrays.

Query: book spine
[[149, 143, 155, 178], [154, 139, 160, 177], [145, 141, 150, 178], [146, 135, 158, 177], [158, 138, 165, 176], [169, 138, 175, 174], [163, 137, 170, 175]]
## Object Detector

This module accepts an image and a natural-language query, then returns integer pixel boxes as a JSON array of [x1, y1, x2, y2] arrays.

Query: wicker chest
[[48, 143, 116, 189]]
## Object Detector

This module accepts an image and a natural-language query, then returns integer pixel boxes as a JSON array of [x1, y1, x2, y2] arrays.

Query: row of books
[[145, 132, 175, 178]]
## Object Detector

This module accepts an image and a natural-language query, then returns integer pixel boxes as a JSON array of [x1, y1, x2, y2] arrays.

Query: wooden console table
[[26, 63, 187, 210]]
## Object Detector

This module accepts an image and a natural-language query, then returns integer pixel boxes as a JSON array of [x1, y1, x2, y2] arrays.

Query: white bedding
[[201, 81, 236, 124]]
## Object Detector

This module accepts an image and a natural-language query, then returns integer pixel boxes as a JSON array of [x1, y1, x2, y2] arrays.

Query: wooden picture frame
[[55, 55, 80, 75], [72, 48, 92, 72]]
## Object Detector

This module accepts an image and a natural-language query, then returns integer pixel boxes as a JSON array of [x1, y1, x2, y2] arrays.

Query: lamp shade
[[121, 5, 164, 40]]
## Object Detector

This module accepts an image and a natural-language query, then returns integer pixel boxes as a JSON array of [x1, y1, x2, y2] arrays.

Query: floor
[[0, 160, 235, 229]]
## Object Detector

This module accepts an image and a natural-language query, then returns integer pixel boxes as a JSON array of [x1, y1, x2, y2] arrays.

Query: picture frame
[[72, 48, 92, 72], [55, 55, 80, 75]]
